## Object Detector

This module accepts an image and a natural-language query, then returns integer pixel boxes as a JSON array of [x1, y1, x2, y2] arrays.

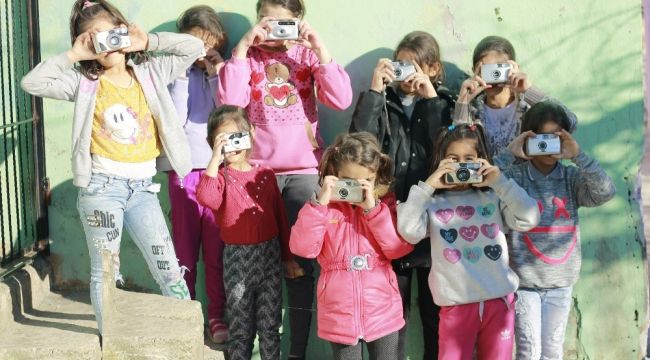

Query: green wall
[[35, 1, 646, 358]]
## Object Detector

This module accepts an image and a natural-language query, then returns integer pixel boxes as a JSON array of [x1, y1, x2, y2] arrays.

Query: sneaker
[[207, 319, 228, 344]]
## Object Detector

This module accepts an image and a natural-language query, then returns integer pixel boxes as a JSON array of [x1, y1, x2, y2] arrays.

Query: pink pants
[[438, 293, 515, 360], [168, 170, 225, 322]]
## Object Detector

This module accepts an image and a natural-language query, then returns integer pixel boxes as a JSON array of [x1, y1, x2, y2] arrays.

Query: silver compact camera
[[445, 162, 483, 184], [267, 19, 300, 40], [391, 61, 416, 82], [526, 134, 561, 156], [331, 179, 365, 203], [93, 27, 131, 54], [481, 63, 511, 84], [223, 132, 252, 153]]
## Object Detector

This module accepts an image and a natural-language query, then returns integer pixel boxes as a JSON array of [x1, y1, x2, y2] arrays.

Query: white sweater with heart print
[[397, 175, 540, 306]]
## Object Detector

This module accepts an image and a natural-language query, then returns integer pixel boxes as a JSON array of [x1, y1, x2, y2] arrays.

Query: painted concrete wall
[[34, 0, 646, 358]]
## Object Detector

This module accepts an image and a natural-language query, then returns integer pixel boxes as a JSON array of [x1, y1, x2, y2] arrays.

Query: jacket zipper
[[353, 208, 364, 340]]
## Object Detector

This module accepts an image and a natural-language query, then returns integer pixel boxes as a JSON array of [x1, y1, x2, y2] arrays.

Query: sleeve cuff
[[146, 33, 160, 52], [571, 150, 591, 166], [489, 173, 510, 193], [417, 181, 435, 196], [522, 86, 547, 105]]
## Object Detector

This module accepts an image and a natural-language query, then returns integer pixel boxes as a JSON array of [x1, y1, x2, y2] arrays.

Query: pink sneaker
[[207, 319, 228, 344]]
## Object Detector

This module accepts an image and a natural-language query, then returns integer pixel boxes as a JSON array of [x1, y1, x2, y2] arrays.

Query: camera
[[223, 132, 252, 153], [526, 134, 561, 156], [445, 162, 483, 184], [481, 63, 511, 84], [391, 61, 416, 82], [267, 19, 300, 40], [331, 179, 365, 203], [92, 27, 131, 54]]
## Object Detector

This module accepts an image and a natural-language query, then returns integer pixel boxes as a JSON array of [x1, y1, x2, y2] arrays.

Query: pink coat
[[290, 195, 413, 345]]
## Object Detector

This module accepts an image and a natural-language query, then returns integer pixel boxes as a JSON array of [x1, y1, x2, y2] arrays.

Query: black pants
[[394, 265, 440, 360], [330, 331, 399, 360]]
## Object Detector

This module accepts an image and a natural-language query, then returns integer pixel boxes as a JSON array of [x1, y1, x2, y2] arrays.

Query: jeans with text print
[[515, 286, 573, 360], [77, 174, 190, 333]]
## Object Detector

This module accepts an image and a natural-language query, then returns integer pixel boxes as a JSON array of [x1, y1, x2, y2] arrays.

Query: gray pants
[[276, 174, 319, 358], [224, 239, 282, 360], [330, 332, 400, 360]]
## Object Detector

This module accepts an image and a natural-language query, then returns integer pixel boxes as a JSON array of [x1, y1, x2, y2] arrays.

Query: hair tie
[[83, 1, 98, 9], [447, 125, 456, 131]]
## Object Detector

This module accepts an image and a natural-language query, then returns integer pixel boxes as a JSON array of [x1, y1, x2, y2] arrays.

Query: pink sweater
[[218, 45, 353, 175]]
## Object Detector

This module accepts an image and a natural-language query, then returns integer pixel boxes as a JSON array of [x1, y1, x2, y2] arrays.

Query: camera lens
[[491, 70, 501, 79], [278, 28, 287, 35], [456, 168, 470, 182], [338, 188, 349, 199], [394, 68, 402, 77], [233, 140, 240, 146], [538, 141, 547, 151]]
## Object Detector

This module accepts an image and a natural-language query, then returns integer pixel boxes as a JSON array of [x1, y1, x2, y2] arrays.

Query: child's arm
[[145, 31, 203, 85], [571, 151, 616, 207], [397, 183, 434, 244], [196, 172, 226, 211], [491, 174, 540, 232], [309, 51, 353, 110], [208, 74, 221, 108], [349, 90, 385, 136], [270, 170, 293, 261], [365, 195, 413, 259], [289, 201, 328, 259], [216, 57, 252, 107]]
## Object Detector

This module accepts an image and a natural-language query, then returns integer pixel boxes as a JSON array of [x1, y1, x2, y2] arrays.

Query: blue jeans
[[515, 286, 573, 360], [77, 174, 190, 333]]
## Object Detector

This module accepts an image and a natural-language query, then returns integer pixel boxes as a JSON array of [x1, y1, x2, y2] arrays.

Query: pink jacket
[[218, 45, 353, 175], [290, 195, 413, 345]]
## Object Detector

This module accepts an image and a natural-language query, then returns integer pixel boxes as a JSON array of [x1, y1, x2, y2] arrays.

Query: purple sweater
[[169, 64, 219, 169]]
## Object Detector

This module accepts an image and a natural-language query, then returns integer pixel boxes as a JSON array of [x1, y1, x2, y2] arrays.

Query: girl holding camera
[[397, 123, 540, 359], [495, 101, 615, 359], [218, 1, 353, 358], [196, 105, 295, 360], [20, 0, 203, 333], [290, 132, 413, 360], [350, 30, 455, 360], [167, 5, 229, 344], [456, 35, 577, 157]]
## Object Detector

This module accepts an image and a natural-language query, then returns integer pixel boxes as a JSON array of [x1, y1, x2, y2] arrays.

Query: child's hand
[[121, 23, 149, 53], [370, 58, 395, 93], [284, 260, 305, 279], [316, 175, 338, 206], [459, 65, 491, 103], [293, 20, 331, 64], [233, 17, 271, 58], [204, 133, 228, 177], [505, 60, 532, 94], [552, 129, 580, 160], [203, 48, 225, 77], [404, 62, 437, 99], [357, 179, 376, 211], [507, 130, 536, 160], [474, 159, 501, 188], [67, 31, 105, 63], [424, 159, 457, 190]]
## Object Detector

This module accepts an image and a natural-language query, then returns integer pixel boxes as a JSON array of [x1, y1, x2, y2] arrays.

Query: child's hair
[[69, 0, 147, 80], [319, 132, 394, 194], [395, 31, 444, 83], [472, 35, 516, 69], [177, 5, 227, 54], [521, 101, 572, 134], [207, 105, 253, 150], [256, 0, 306, 18], [430, 123, 492, 174]]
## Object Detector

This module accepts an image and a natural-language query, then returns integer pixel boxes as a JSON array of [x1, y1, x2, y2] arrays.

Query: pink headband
[[83, 1, 98, 9]]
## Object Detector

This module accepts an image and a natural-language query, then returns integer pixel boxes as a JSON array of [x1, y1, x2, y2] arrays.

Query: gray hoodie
[[20, 32, 203, 187]]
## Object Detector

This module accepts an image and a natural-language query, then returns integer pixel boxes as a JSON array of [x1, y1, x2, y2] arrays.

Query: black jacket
[[350, 84, 455, 269]]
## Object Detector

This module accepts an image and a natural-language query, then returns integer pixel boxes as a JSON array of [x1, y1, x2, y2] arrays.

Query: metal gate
[[0, 0, 48, 271]]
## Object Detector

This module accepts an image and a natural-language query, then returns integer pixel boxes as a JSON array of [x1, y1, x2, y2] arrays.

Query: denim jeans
[[515, 286, 573, 360], [77, 174, 190, 333]]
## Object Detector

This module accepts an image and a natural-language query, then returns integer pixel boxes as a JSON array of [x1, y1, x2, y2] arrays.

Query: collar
[[526, 162, 564, 181]]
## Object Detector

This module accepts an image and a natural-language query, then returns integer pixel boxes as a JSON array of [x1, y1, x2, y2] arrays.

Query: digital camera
[[481, 63, 511, 84], [391, 61, 416, 82], [267, 19, 300, 40], [223, 132, 252, 153], [331, 179, 364, 203], [445, 162, 483, 184], [526, 134, 561, 156], [92, 27, 131, 54]]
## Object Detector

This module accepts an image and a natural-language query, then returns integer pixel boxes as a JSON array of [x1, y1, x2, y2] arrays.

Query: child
[[168, 5, 228, 344], [20, 0, 203, 333], [196, 105, 297, 360], [495, 101, 615, 359], [290, 132, 413, 360], [455, 35, 577, 158], [397, 123, 540, 359], [218, 1, 353, 357], [350, 30, 455, 359]]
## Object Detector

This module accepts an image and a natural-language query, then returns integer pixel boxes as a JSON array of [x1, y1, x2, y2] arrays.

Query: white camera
[[481, 63, 511, 84], [267, 19, 300, 40], [223, 132, 252, 153], [93, 27, 131, 54], [332, 179, 365, 203], [391, 61, 416, 82], [526, 134, 561, 156], [445, 162, 483, 184]]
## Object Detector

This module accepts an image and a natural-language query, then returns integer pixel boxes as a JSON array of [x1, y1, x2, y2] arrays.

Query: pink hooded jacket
[[290, 195, 413, 345]]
